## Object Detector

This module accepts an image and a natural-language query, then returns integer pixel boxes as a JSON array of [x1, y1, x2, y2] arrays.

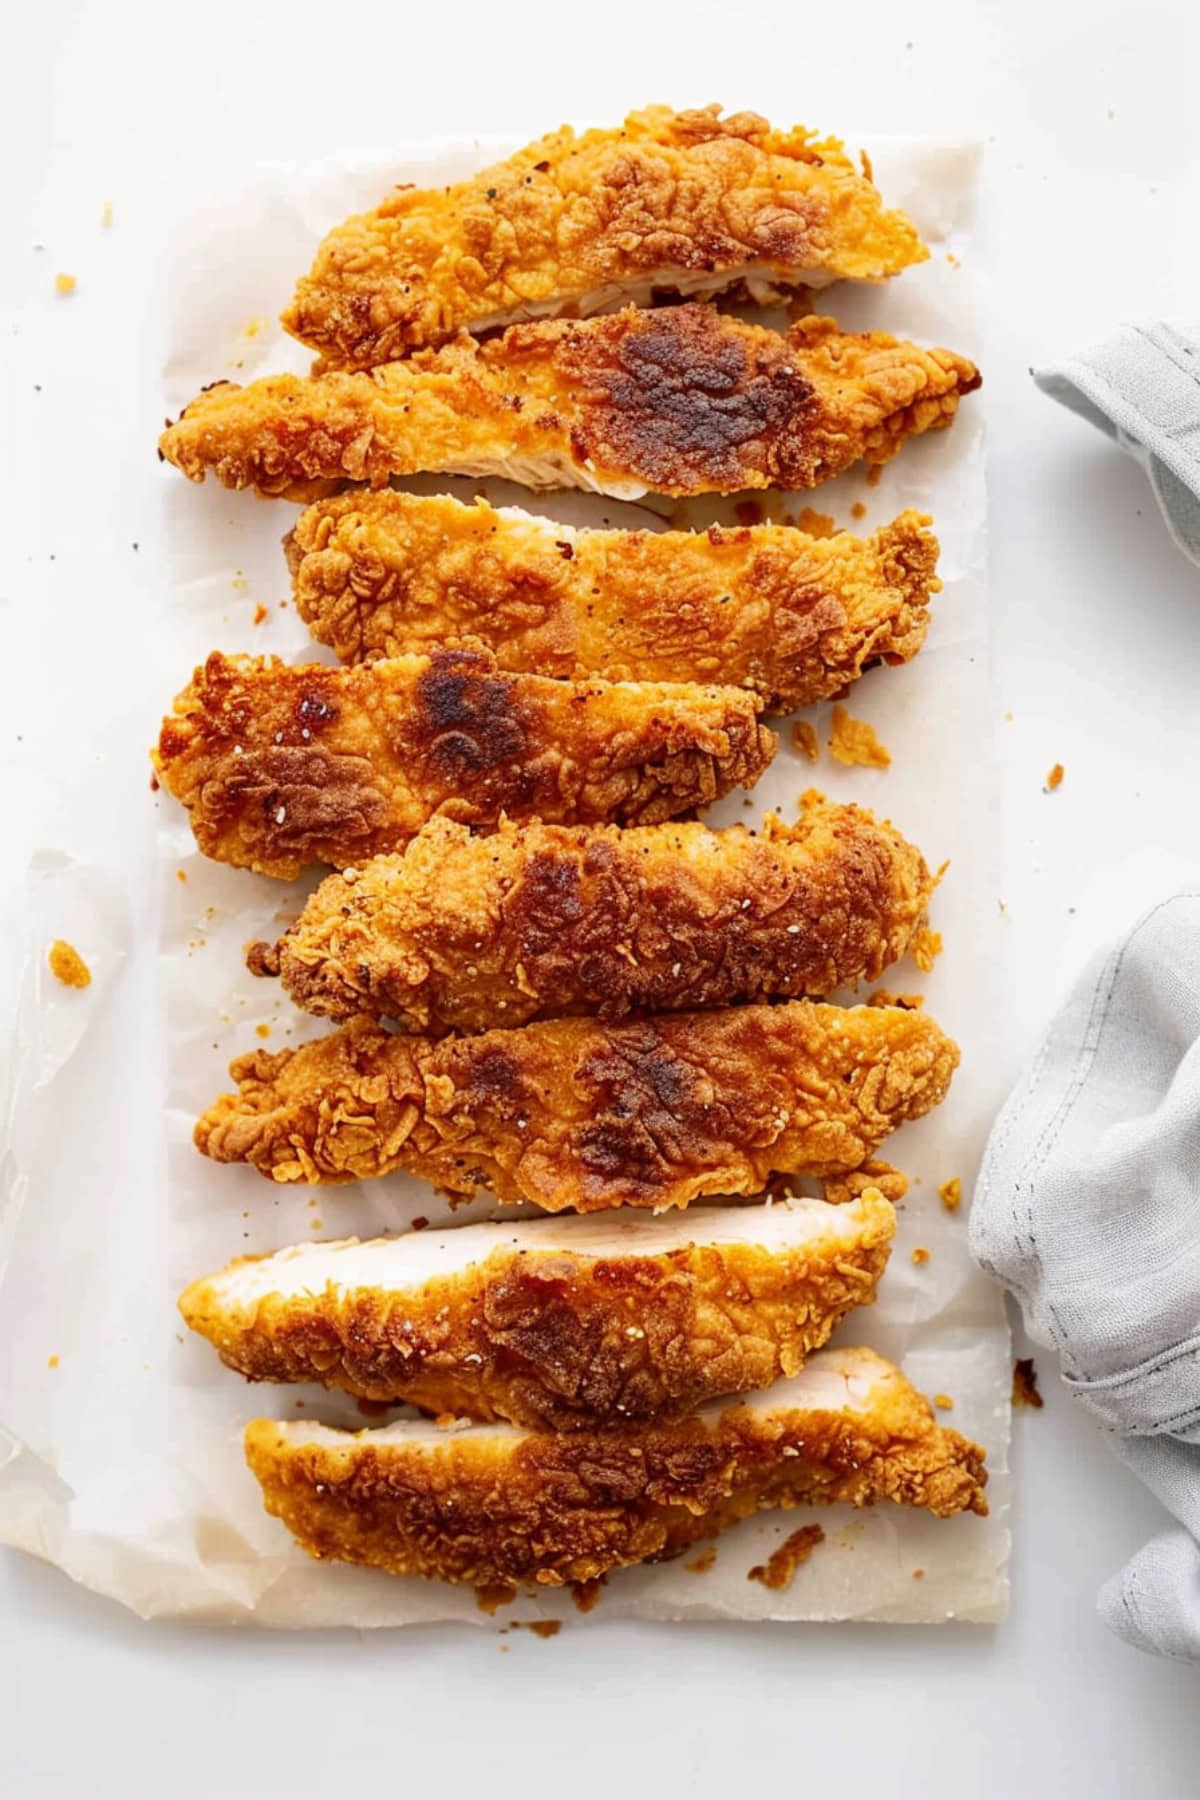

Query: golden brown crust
[[284, 106, 927, 368], [287, 490, 940, 707], [152, 644, 773, 879], [244, 1351, 988, 1588], [179, 1192, 895, 1429], [194, 1001, 959, 1211], [249, 799, 937, 1033], [158, 307, 981, 502]]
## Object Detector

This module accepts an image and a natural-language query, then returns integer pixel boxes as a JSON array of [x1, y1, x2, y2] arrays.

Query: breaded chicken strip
[[245, 1347, 988, 1589], [179, 1191, 895, 1430], [194, 1002, 959, 1211], [158, 307, 981, 503], [284, 106, 927, 369], [286, 490, 940, 705], [153, 644, 773, 880], [247, 800, 937, 1034]]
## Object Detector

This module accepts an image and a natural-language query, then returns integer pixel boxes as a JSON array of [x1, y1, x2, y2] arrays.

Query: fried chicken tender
[[286, 490, 940, 706], [179, 1191, 895, 1430], [244, 1347, 988, 1589], [247, 798, 937, 1034], [283, 105, 927, 369], [153, 643, 773, 879], [158, 307, 981, 503], [194, 1001, 959, 1212]]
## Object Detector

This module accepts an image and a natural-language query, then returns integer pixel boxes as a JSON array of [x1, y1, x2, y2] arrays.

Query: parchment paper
[[0, 136, 1010, 1626]]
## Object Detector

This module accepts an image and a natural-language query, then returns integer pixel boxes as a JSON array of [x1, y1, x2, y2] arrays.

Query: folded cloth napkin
[[1034, 322, 1200, 565], [972, 894, 1200, 1661]]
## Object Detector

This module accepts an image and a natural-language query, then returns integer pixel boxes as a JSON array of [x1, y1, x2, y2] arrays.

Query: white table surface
[[3, 0, 1200, 1792]]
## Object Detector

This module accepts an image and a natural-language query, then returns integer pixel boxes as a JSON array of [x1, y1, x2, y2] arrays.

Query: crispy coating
[[157, 307, 981, 503], [284, 106, 927, 369], [178, 1191, 895, 1429], [244, 1347, 988, 1588], [194, 1001, 959, 1211], [152, 643, 773, 879], [248, 798, 937, 1033], [286, 490, 940, 706]]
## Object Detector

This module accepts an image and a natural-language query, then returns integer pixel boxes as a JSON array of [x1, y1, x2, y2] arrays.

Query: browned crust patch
[[194, 1000, 959, 1212]]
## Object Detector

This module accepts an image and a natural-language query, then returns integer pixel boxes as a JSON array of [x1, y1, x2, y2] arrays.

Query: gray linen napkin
[[1034, 322, 1200, 565], [972, 894, 1200, 1661]]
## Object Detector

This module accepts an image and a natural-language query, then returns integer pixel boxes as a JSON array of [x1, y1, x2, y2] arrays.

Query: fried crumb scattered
[[409, 1216, 430, 1232], [793, 506, 836, 538], [829, 705, 891, 769], [175, 869, 187, 883], [865, 465, 883, 487], [571, 1577, 606, 1613], [242, 316, 267, 339], [912, 1567, 925, 1579], [790, 720, 819, 762], [255, 1023, 271, 1039], [1012, 1357, 1044, 1409], [55, 272, 76, 296], [686, 1545, 718, 1574], [850, 501, 868, 520], [48, 939, 91, 989], [911, 1246, 931, 1266], [101, 200, 113, 228], [475, 1582, 517, 1615], [946, 252, 959, 267], [910, 926, 944, 973], [939, 1176, 962, 1213], [1045, 762, 1064, 792], [517, 1620, 562, 1639], [47, 1355, 60, 1370], [934, 1393, 954, 1411], [734, 500, 764, 527], [231, 572, 248, 594], [868, 988, 924, 1010], [252, 602, 269, 625], [309, 1217, 323, 1231], [748, 1524, 826, 1590]]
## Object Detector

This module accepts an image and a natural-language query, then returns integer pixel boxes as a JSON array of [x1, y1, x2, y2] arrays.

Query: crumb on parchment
[[912, 1568, 925, 1580], [47, 1355, 60, 1370], [1046, 762, 1065, 792], [475, 1582, 516, 1616], [252, 602, 269, 625], [793, 506, 836, 538], [571, 1577, 605, 1612], [910, 926, 943, 973], [868, 988, 925, 1010], [850, 501, 867, 520], [686, 1545, 718, 1574], [939, 1176, 962, 1212], [101, 200, 113, 227], [911, 1246, 930, 1266], [48, 939, 91, 988], [829, 705, 891, 769], [516, 1620, 562, 1639], [934, 1394, 954, 1411], [255, 1023, 271, 1039], [748, 1524, 825, 1591], [790, 720, 819, 763], [1013, 1357, 1045, 1409], [55, 272, 76, 296]]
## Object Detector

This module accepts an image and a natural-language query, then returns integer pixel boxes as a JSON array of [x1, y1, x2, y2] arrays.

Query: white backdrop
[[3, 0, 1200, 1794]]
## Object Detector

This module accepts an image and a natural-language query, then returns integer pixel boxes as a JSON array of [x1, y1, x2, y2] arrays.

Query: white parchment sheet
[[0, 138, 1010, 1625]]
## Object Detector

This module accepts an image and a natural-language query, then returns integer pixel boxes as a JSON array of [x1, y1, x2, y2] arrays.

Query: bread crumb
[[829, 706, 890, 769], [1045, 762, 1065, 792], [794, 506, 836, 538], [48, 939, 91, 988], [175, 868, 187, 883], [910, 926, 944, 973], [47, 1355, 60, 1370], [939, 1176, 962, 1213], [255, 1023, 271, 1039], [475, 1582, 516, 1616], [790, 720, 819, 763], [252, 602, 269, 625], [934, 1393, 954, 1411], [1012, 1357, 1044, 1409], [912, 1567, 925, 1580], [686, 1545, 718, 1574], [911, 1246, 930, 1266], [55, 272, 76, 296], [868, 988, 924, 1010], [571, 1577, 606, 1612], [850, 501, 868, 520], [748, 1523, 825, 1590], [101, 200, 114, 227], [521, 1620, 561, 1639], [309, 1217, 323, 1231], [410, 1216, 430, 1232]]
